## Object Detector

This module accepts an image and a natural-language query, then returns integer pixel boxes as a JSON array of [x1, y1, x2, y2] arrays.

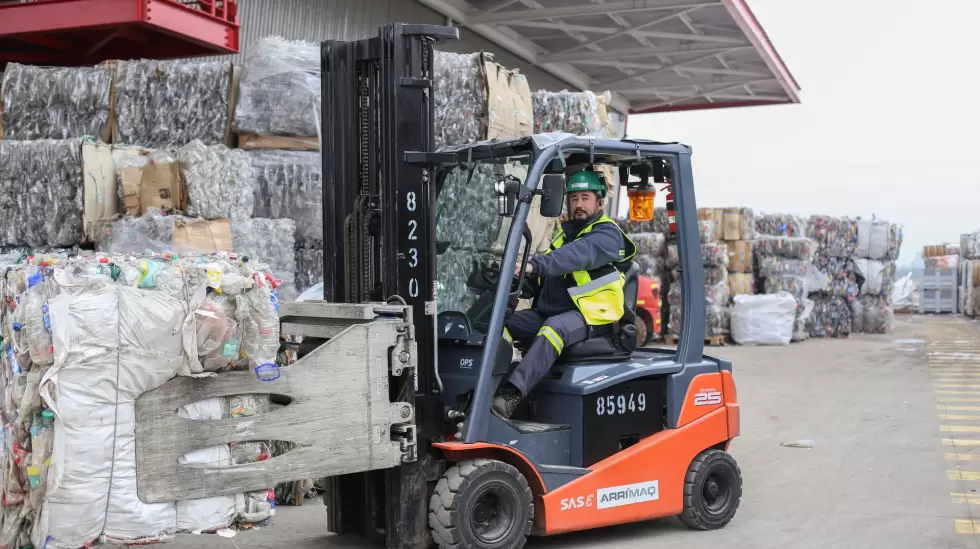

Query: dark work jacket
[[526, 212, 626, 318]]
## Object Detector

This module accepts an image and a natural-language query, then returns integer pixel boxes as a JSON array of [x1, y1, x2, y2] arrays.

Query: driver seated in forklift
[[493, 167, 637, 419]]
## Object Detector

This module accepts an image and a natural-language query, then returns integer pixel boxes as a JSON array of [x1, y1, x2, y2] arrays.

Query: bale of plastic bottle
[[433, 51, 487, 148], [851, 295, 895, 334], [807, 215, 858, 258], [753, 235, 817, 260], [249, 150, 322, 248], [178, 140, 255, 219], [806, 296, 852, 338], [853, 258, 896, 297], [113, 59, 232, 148], [812, 253, 860, 299], [436, 165, 500, 252], [755, 212, 808, 238], [235, 36, 320, 138], [532, 89, 603, 135], [0, 138, 85, 247], [1, 63, 113, 140]]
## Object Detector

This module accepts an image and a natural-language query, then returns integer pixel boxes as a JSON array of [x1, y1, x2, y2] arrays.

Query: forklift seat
[[557, 261, 640, 363]]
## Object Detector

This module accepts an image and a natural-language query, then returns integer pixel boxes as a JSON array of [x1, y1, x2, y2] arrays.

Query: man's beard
[[573, 209, 589, 219]]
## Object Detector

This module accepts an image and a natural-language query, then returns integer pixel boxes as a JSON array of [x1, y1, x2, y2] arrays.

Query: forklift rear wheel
[[429, 459, 533, 549], [679, 449, 742, 531]]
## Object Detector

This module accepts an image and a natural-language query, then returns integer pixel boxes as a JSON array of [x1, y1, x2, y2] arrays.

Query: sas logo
[[559, 494, 594, 511], [596, 481, 659, 509], [693, 388, 722, 407]]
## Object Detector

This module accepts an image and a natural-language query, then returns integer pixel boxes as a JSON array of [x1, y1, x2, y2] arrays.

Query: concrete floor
[[170, 314, 980, 549]]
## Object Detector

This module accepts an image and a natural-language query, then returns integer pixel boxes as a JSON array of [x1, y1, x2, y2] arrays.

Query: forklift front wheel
[[429, 459, 534, 549], [679, 449, 742, 531]]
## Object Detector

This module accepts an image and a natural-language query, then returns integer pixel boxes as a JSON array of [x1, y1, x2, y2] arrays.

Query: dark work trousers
[[504, 308, 589, 395]]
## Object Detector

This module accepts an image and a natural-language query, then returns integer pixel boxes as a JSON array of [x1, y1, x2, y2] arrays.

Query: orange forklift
[[134, 23, 741, 549]]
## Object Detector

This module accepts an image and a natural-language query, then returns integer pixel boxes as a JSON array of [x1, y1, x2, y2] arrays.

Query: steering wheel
[[481, 261, 536, 299]]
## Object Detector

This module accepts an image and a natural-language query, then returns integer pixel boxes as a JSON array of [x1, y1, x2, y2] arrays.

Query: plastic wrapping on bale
[[853, 258, 896, 297], [755, 212, 808, 237], [532, 90, 602, 135], [666, 242, 727, 269], [249, 150, 322, 248], [806, 297, 852, 338], [178, 140, 256, 219], [667, 280, 730, 309], [0, 138, 84, 247], [851, 295, 894, 334], [1, 63, 112, 140], [294, 247, 324, 294], [433, 52, 487, 148], [114, 59, 231, 148], [632, 232, 666, 257], [753, 235, 817, 260], [235, 37, 320, 137], [855, 219, 903, 260], [807, 215, 858, 258], [730, 293, 796, 345]]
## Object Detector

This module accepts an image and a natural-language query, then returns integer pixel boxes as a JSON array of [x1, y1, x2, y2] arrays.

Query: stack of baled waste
[[754, 235, 817, 342], [249, 149, 323, 293], [850, 218, 903, 333], [805, 215, 858, 338], [665, 242, 729, 340], [0, 250, 284, 548], [0, 63, 113, 141]]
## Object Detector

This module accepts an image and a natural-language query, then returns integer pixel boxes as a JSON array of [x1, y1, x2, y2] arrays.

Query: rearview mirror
[[540, 174, 565, 218]]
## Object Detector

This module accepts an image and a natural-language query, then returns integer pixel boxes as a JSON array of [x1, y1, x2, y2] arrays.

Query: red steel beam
[[0, 0, 139, 35], [144, 0, 239, 52]]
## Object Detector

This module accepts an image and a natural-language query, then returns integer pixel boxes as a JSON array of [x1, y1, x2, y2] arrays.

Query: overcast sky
[[627, 0, 980, 266]]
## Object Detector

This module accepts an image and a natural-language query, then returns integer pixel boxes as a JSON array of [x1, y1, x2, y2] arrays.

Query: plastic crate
[[920, 288, 958, 314], [921, 267, 958, 290]]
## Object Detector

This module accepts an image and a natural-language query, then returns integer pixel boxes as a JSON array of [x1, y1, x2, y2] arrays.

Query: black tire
[[634, 313, 650, 347], [679, 449, 742, 531], [429, 459, 534, 549]]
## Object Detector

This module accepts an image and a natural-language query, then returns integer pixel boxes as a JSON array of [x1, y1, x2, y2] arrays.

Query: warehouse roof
[[417, 0, 800, 115]]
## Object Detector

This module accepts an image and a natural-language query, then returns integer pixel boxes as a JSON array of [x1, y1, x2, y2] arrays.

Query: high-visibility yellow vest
[[542, 214, 636, 326]]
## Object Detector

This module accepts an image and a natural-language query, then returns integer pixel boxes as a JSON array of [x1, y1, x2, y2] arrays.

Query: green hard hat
[[566, 170, 606, 198]]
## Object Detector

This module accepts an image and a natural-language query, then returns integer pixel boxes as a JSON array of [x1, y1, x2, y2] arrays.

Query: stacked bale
[[850, 218, 902, 333], [960, 232, 980, 318], [805, 215, 858, 338], [754, 235, 817, 342], [665, 242, 730, 341]]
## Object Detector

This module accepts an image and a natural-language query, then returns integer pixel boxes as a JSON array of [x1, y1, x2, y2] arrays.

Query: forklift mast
[[320, 23, 458, 549]]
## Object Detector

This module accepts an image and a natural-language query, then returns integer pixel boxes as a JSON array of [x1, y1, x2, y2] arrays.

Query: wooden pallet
[[664, 334, 727, 347], [237, 133, 320, 151]]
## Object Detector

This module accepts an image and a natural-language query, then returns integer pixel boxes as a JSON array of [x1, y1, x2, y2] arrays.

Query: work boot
[[492, 383, 522, 419]]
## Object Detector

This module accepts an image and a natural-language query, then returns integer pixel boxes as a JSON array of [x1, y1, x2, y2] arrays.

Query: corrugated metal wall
[[213, 0, 580, 94]]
